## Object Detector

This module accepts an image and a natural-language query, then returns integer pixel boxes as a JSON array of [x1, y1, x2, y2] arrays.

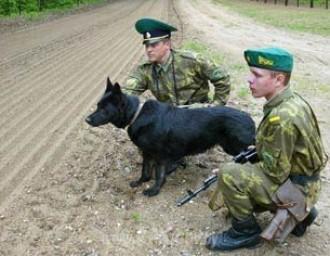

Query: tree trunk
[[18, 0, 22, 14], [310, 0, 314, 8], [285, 0, 289, 6]]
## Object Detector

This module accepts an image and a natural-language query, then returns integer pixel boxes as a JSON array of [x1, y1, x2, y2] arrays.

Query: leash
[[128, 102, 144, 127]]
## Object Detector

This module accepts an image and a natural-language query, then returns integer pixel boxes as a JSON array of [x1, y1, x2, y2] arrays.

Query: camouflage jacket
[[123, 49, 231, 105], [256, 87, 327, 184]]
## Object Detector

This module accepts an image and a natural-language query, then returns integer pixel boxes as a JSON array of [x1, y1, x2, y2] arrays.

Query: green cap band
[[244, 47, 293, 72]]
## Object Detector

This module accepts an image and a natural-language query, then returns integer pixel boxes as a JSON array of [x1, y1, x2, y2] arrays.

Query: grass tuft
[[213, 0, 330, 36]]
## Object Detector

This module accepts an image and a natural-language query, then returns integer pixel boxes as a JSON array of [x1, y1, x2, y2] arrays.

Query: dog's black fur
[[86, 78, 256, 196]]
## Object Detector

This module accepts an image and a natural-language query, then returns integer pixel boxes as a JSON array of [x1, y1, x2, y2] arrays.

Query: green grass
[[10, 10, 52, 21], [181, 40, 226, 64], [213, 0, 330, 36], [131, 212, 141, 222], [181, 40, 254, 100], [291, 74, 330, 95], [180, 39, 330, 101]]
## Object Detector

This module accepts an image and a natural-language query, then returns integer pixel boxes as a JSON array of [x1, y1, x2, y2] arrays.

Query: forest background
[[0, 0, 107, 17]]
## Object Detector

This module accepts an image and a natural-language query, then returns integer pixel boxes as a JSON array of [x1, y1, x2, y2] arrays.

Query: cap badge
[[146, 32, 151, 39], [258, 56, 274, 66]]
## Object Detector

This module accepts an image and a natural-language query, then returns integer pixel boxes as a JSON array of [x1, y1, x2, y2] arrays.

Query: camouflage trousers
[[209, 162, 321, 220]]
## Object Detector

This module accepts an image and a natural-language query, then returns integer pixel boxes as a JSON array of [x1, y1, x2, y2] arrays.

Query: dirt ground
[[0, 0, 329, 255]]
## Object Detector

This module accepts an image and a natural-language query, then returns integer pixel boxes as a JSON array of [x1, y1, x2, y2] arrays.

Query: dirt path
[[0, 1, 171, 254], [0, 0, 329, 255], [0, 0, 173, 211], [177, 0, 330, 85]]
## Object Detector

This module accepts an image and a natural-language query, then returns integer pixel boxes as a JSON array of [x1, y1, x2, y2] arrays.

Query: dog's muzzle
[[85, 116, 95, 126]]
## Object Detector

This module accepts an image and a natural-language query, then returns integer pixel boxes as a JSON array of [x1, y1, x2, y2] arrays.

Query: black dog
[[86, 78, 256, 196]]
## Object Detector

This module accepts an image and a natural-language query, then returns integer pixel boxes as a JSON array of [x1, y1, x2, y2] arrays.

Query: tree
[[0, 0, 18, 15]]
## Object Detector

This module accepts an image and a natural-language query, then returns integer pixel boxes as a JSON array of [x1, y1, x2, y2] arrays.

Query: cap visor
[[143, 38, 167, 45]]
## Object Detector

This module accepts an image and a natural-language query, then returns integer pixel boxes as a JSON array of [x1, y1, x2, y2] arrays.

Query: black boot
[[206, 215, 262, 251], [291, 207, 318, 237]]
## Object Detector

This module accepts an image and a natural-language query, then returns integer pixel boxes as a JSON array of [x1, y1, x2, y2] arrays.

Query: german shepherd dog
[[86, 78, 255, 196]]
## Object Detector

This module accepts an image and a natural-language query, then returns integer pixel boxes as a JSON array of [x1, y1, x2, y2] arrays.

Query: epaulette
[[176, 50, 198, 60]]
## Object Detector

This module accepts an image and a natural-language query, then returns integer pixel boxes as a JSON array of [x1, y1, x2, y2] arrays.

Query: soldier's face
[[247, 67, 284, 100], [145, 40, 171, 64]]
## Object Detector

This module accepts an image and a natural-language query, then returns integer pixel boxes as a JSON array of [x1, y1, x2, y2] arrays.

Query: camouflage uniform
[[124, 49, 230, 106], [211, 86, 327, 220]]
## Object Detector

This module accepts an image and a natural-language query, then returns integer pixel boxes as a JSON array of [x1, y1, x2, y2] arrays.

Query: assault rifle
[[176, 147, 258, 207]]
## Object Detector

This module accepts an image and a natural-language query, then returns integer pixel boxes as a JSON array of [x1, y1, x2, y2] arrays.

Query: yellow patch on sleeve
[[269, 116, 280, 123]]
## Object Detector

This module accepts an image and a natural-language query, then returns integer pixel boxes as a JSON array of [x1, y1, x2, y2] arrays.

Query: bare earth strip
[[0, 0, 156, 210], [0, 0, 330, 255], [0, 1, 170, 254]]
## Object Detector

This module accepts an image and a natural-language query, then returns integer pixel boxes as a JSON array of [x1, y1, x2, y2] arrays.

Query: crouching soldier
[[206, 47, 328, 251]]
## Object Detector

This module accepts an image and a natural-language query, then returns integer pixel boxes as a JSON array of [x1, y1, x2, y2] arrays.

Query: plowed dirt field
[[0, 0, 329, 255]]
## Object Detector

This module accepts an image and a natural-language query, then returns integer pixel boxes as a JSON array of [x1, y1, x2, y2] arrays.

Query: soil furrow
[[0, 36, 143, 209], [0, 0, 144, 64], [0, 32, 140, 178], [0, 22, 135, 128], [0, 0, 147, 94], [0, 1, 151, 107], [0, 0, 158, 127]]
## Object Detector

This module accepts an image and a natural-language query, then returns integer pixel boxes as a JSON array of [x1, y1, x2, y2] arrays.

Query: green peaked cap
[[135, 18, 177, 44], [244, 47, 294, 72]]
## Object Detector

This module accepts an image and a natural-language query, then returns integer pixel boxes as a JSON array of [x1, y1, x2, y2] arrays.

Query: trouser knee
[[218, 163, 241, 188]]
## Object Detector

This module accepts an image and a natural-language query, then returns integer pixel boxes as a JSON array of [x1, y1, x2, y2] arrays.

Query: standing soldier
[[123, 18, 231, 107], [206, 47, 328, 251]]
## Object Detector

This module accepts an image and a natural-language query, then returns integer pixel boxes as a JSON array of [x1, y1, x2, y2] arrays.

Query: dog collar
[[128, 102, 144, 127]]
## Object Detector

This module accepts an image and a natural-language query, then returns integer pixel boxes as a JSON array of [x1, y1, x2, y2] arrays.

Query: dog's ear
[[106, 77, 113, 93], [112, 82, 122, 95]]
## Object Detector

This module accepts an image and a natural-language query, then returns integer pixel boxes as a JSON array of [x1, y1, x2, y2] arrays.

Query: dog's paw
[[129, 180, 142, 188], [143, 188, 160, 197]]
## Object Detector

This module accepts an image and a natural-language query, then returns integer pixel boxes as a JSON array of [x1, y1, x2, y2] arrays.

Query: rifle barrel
[[176, 175, 217, 207], [175, 148, 257, 206]]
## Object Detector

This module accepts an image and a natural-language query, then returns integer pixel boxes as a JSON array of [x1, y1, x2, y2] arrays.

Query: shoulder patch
[[269, 116, 280, 123]]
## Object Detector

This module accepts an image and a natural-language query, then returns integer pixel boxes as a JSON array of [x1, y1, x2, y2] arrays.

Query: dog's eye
[[97, 100, 107, 108]]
